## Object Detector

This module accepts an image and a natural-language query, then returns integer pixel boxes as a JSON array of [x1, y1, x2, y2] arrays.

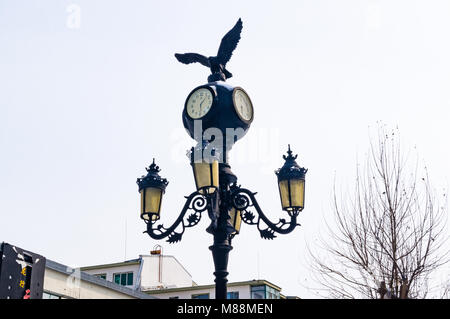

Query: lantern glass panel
[[211, 160, 219, 187], [289, 179, 305, 209], [193, 160, 219, 194], [229, 207, 242, 234], [278, 180, 291, 210], [140, 187, 162, 220]]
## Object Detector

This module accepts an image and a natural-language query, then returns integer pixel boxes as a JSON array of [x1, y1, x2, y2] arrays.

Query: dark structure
[[182, 82, 253, 163], [175, 18, 242, 82], [137, 19, 307, 299], [0, 242, 46, 299]]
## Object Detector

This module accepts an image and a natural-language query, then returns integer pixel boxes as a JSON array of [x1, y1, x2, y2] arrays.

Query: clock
[[182, 82, 253, 149], [185, 87, 214, 119], [232, 88, 253, 124]]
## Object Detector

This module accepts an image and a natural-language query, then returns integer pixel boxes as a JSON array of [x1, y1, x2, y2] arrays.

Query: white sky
[[1, 0, 449, 298]]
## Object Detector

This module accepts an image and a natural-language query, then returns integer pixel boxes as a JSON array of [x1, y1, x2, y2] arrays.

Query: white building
[[146, 279, 285, 299], [43, 259, 154, 299], [80, 252, 298, 299], [81, 254, 195, 291], [2, 241, 297, 299]]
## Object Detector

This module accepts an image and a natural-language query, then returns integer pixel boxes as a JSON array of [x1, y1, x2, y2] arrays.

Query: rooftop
[[143, 279, 282, 294], [79, 255, 193, 278], [46, 259, 155, 299]]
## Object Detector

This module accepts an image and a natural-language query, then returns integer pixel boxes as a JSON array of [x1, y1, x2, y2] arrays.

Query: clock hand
[[199, 96, 206, 111]]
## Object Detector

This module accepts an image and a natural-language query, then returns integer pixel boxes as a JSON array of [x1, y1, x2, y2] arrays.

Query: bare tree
[[308, 125, 448, 299]]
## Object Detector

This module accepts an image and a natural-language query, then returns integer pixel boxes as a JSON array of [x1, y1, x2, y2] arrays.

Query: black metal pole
[[208, 163, 237, 299], [209, 231, 232, 299]]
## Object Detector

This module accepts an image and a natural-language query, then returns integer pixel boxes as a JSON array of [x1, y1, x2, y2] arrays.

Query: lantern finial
[[137, 159, 168, 192], [283, 144, 298, 161], [146, 158, 161, 173]]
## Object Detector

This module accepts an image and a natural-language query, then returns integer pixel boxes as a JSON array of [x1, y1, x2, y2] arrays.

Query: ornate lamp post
[[136, 19, 308, 299]]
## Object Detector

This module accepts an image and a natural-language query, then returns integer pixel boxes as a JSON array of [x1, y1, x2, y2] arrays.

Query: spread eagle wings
[[217, 18, 243, 65], [174, 52, 210, 67], [174, 18, 243, 67]]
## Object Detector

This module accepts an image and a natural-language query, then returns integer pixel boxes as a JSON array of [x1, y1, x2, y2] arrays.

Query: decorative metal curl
[[144, 191, 210, 243], [230, 187, 301, 240], [232, 192, 251, 211]]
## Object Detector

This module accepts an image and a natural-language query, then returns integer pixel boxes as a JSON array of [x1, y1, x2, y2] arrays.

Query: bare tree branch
[[308, 124, 449, 299]]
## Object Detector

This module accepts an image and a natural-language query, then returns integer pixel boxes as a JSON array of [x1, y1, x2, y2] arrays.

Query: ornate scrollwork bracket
[[144, 191, 213, 243], [230, 186, 301, 240]]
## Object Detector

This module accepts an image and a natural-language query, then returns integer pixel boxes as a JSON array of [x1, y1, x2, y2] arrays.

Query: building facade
[[2, 241, 297, 299], [145, 280, 284, 299], [80, 253, 296, 299], [43, 259, 154, 299], [81, 254, 195, 291]]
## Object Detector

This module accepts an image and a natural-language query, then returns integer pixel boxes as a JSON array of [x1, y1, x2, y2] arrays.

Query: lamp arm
[[144, 191, 210, 243], [230, 187, 301, 240]]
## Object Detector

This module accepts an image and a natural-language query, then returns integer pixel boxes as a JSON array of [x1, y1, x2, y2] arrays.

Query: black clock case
[[182, 81, 252, 157]]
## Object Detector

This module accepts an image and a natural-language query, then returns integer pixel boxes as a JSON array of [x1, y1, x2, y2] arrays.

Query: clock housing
[[182, 82, 254, 159]]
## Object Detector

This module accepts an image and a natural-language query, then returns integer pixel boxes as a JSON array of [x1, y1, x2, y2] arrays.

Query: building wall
[[145, 280, 285, 299], [140, 255, 193, 290], [43, 268, 138, 299], [149, 285, 251, 299], [83, 264, 140, 288], [81, 255, 193, 291]]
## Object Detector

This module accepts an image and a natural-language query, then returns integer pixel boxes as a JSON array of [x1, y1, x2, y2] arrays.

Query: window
[[251, 285, 265, 299], [266, 286, 280, 299], [43, 292, 62, 299], [251, 285, 280, 299], [113, 272, 133, 286], [94, 273, 107, 280], [192, 293, 209, 299], [227, 291, 239, 299]]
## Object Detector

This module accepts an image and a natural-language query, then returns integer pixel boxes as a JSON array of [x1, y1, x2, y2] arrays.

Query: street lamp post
[[136, 19, 308, 299]]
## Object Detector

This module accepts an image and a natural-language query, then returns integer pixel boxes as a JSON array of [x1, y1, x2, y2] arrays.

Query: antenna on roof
[[151, 245, 163, 283], [124, 218, 127, 261], [257, 251, 260, 280]]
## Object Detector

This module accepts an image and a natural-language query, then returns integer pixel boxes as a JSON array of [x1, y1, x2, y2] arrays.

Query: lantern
[[137, 159, 168, 222], [189, 142, 219, 195], [228, 207, 242, 235], [275, 145, 307, 212]]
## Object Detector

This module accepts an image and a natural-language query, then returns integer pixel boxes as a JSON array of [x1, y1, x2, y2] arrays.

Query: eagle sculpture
[[175, 18, 243, 82]]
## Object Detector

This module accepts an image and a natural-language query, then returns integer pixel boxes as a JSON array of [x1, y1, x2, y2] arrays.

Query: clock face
[[186, 88, 214, 119], [233, 88, 253, 123]]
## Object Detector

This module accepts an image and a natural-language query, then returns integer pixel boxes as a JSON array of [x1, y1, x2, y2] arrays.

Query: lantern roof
[[137, 159, 169, 191], [275, 145, 307, 181]]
